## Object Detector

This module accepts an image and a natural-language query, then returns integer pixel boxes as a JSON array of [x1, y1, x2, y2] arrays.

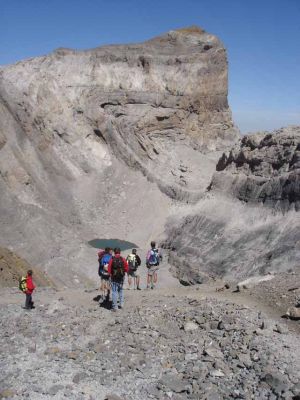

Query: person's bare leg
[[150, 274, 154, 288], [128, 275, 132, 289], [100, 279, 106, 300], [136, 275, 140, 289]]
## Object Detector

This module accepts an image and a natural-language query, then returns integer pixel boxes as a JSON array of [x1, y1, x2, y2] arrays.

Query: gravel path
[[0, 262, 299, 400]]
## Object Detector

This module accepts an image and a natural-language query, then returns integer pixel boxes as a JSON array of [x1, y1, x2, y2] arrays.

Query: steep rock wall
[[0, 26, 238, 202], [211, 127, 300, 211], [0, 27, 238, 283], [163, 128, 300, 284]]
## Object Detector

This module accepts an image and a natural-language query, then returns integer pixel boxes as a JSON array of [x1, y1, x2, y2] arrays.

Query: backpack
[[127, 254, 137, 271], [101, 254, 112, 269], [98, 253, 111, 276], [98, 250, 105, 260], [147, 249, 160, 266], [111, 257, 125, 280], [19, 276, 27, 292]]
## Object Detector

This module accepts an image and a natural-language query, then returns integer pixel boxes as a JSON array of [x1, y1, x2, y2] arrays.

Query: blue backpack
[[148, 249, 160, 266], [99, 253, 112, 276], [101, 253, 112, 267]]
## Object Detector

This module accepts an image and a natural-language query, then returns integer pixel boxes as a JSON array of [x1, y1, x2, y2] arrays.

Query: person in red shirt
[[108, 248, 128, 311], [25, 270, 36, 310]]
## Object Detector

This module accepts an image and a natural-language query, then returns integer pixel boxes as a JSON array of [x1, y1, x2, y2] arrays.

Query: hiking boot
[[137, 287, 141, 290]]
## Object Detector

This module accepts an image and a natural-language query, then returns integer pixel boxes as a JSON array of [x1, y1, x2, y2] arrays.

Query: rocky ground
[[0, 263, 299, 400], [237, 272, 300, 325], [0, 247, 54, 288]]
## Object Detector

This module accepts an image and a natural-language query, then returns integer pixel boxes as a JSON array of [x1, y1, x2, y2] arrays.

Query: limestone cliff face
[[0, 26, 238, 202], [211, 127, 300, 211], [0, 27, 238, 283]]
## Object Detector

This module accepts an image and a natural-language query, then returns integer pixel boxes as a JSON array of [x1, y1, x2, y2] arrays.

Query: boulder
[[236, 275, 275, 291], [285, 307, 300, 320]]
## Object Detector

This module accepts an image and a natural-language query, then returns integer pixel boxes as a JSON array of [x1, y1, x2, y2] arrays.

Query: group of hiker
[[97, 241, 162, 311], [20, 241, 162, 312]]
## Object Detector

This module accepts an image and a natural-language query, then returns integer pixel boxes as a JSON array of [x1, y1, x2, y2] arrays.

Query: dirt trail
[[2, 259, 298, 334]]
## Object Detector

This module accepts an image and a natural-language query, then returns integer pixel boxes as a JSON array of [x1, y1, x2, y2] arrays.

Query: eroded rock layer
[[211, 126, 300, 211], [163, 127, 300, 284], [0, 26, 238, 202]]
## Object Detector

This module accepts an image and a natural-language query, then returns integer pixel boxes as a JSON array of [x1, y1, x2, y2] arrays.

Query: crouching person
[[108, 248, 128, 312]]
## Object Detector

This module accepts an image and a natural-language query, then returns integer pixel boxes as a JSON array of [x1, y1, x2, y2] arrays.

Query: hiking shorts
[[100, 273, 110, 282], [147, 265, 159, 276], [128, 269, 139, 277]]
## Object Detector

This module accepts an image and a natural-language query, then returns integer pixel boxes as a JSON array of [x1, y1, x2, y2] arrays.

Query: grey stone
[[159, 374, 189, 393], [183, 321, 198, 332], [0, 389, 16, 399], [104, 395, 124, 400], [285, 307, 300, 320], [204, 390, 223, 400], [210, 369, 225, 378], [203, 346, 224, 359], [47, 385, 64, 396], [72, 372, 88, 384], [274, 324, 289, 334], [261, 372, 289, 395]]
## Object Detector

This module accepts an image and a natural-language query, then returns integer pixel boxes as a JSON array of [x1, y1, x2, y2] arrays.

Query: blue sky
[[1, 0, 299, 133]]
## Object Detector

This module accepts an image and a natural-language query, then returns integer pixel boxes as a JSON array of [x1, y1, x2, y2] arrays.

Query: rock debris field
[[0, 272, 299, 400]]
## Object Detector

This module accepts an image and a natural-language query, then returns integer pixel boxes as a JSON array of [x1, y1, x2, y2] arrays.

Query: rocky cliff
[[0, 27, 238, 284], [211, 126, 300, 212], [0, 26, 238, 202], [163, 127, 300, 284]]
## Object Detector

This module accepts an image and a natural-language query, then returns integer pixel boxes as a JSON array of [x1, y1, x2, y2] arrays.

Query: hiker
[[108, 247, 128, 311], [98, 248, 105, 265], [22, 270, 36, 309], [98, 247, 112, 303], [146, 241, 162, 289], [126, 248, 141, 290]]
